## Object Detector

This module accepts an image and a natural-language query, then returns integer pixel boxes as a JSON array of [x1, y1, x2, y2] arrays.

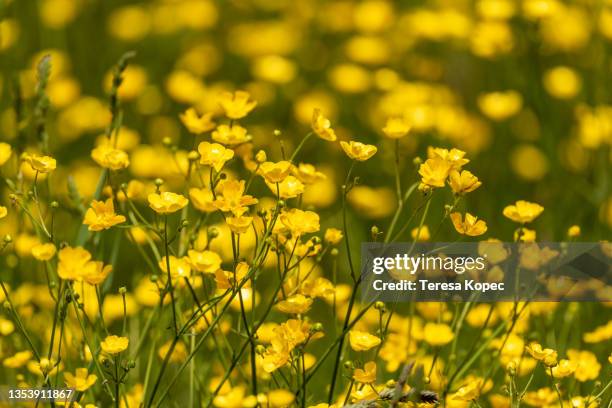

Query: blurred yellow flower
[[226, 215, 253, 234], [567, 349, 600, 382], [423, 323, 454, 346], [543, 66, 581, 100], [324, 228, 343, 245], [23, 153, 57, 173], [0, 206, 6, 219], [548, 359, 576, 378], [219, 90, 257, 119], [276, 294, 313, 314], [260, 161, 292, 183], [382, 117, 410, 139], [411, 225, 430, 241], [189, 188, 216, 213], [91, 145, 130, 170], [148, 192, 188, 214], [180, 108, 215, 134], [31, 243, 57, 261], [477, 90, 523, 121], [449, 170, 482, 194], [268, 175, 305, 199], [267, 389, 295, 408], [353, 361, 376, 383], [158, 340, 188, 363], [101, 335, 129, 354], [450, 212, 488, 236], [340, 141, 377, 161], [0, 142, 11, 165], [311, 109, 337, 142], [187, 250, 222, 274], [526, 342, 558, 367], [567, 225, 581, 238], [83, 199, 126, 231], [64, 368, 97, 392], [280, 209, 320, 236], [198, 142, 234, 172], [348, 330, 381, 351], [212, 124, 251, 145], [3, 350, 33, 368], [503, 200, 544, 223]]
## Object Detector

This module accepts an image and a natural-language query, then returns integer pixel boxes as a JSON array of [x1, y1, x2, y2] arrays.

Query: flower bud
[[188, 150, 200, 161], [255, 150, 267, 163], [119, 287, 127, 295]]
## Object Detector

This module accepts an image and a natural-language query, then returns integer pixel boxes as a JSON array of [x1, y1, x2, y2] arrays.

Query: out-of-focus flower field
[[0, 0, 611, 407]]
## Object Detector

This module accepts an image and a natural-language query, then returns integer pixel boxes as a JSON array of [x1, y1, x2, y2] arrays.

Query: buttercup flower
[[267, 176, 305, 199], [3, 351, 33, 368], [83, 199, 126, 231], [187, 250, 222, 273], [567, 349, 601, 381], [0, 143, 12, 166], [23, 153, 57, 173], [276, 294, 313, 314], [148, 192, 189, 214], [423, 323, 454, 346], [419, 158, 452, 187], [324, 228, 343, 245], [189, 188, 216, 212], [280, 209, 320, 236], [64, 368, 97, 392], [549, 359, 576, 378], [340, 141, 377, 161], [91, 145, 130, 170], [101, 335, 129, 354], [213, 179, 258, 215], [212, 124, 251, 145], [449, 170, 482, 194], [451, 212, 488, 236], [0, 206, 6, 219], [226, 215, 253, 234], [477, 90, 523, 121], [526, 342, 558, 367], [31, 243, 57, 261], [219, 90, 257, 119], [503, 200, 544, 223], [382, 117, 410, 139], [348, 330, 381, 351], [427, 147, 470, 170], [311, 109, 337, 142], [259, 161, 292, 183], [198, 142, 234, 172], [180, 107, 215, 134], [353, 361, 377, 383]]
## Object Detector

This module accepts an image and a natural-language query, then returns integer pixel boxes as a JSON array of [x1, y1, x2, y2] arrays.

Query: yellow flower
[[567, 349, 601, 382], [148, 192, 188, 214], [526, 342, 558, 367], [427, 147, 470, 170], [260, 161, 292, 183], [0, 142, 12, 166], [411, 225, 431, 241], [503, 200, 544, 223], [83, 262, 113, 285], [450, 212, 488, 236], [419, 157, 452, 188], [158, 256, 191, 278], [340, 141, 377, 161], [353, 361, 377, 383], [324, 228, 343, 245], [100, 335, 129, 354], [267, 389, 295, 408], [189, 188, 216, 212], [280, 209, 320, 236], [267, 175, 305, 199], [179, 107, 215, 134], [226, 215, 253, 234], [58, 246, 105, 281], [213, 385, 250, 408], [219, 90, 257, 119], [91, 145, 130, 170], [31, 243, 57, 261], [0, 206, 7, 219], [23, 153, 57, 173], [213, 179, 258, 215], [198, 142, 234, 172], [348, 330, 381, 351], [293, 163, 326, 185], [212, 124, 251, 145], [514, 227, 536, 242], [276, 294, 313, 314], [158, 340, 188, 363], [449, 170, 482, 194], [567, 225, 581, 238], [549, 359, 576, 378], [477, 90, 523, 121], [83, 199, 126, 231], [187, 250, 222, 273], [3, 350, 33, 368], [543, 66, 581, 100], [311, 109, 337, 142], [64, 368, 97, 392], [423, 323, 454, 346], [382, 117, 410, 139]]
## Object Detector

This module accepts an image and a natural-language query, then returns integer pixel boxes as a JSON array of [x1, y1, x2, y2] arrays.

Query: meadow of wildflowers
[[0, 0, 611, 407]]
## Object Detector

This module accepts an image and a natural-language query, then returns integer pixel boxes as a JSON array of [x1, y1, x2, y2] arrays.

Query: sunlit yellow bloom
[[411, 225, 430, 241], [423, 323, 454, 346], [548, 359, 576, 378], [477, 90, 523, 121], [198, 142, 234, 172], [382, 117, 410, 139], [543, 66, 581, 100], [3, 350, 32, 368], [212, 385, 250, 408], [503, 200, 544, 223], [148, 192, 188, 214], [31, 243, 57, 261], [452, 376, 491, 401], [449, 170, 481, 194], [427, 147, 470, 170], [324, 228, 343, 245], [28, 357, 59, 377], [340, 141, 377, 161], [419, 157, 452, 188], [83, 199, 126, 231], [280, 209, 320, 236], [259, 161, 292, 183], [159, 256, 191, 279], [522, 387, 558, 406], [353, 361, 376, 383], [293, 163, 326, 185], [187, 250, 222, 273], [0, 142, 12, 166], [311, 109, 337, 142], [91, 145, 130, 170], [64, 368, 97, 392], [58, 246, 110, 283], [526, 342, 558, 367], [101, 335, 129, 354], [226, 215, 253, 234], [83, 262, 113, 286], [189, 188, 216, 212], [219, 90, 257, 119], [348, 330, 381, 351], [267, 175, 305, 199], [158, 340, 188, 363], [179, 107, 215, 134], [514, 227, 536, 242], [23, 153, 57, 173], [212, 124, 251, 145], [213, 179, 258, 215], [276, 294, 313, 314], [450, 212, 488, 236], [0, 206, 7, 219], [567, 225, 581, 238], [267, 389, 295, 408], [567, 349, 601, 382]]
